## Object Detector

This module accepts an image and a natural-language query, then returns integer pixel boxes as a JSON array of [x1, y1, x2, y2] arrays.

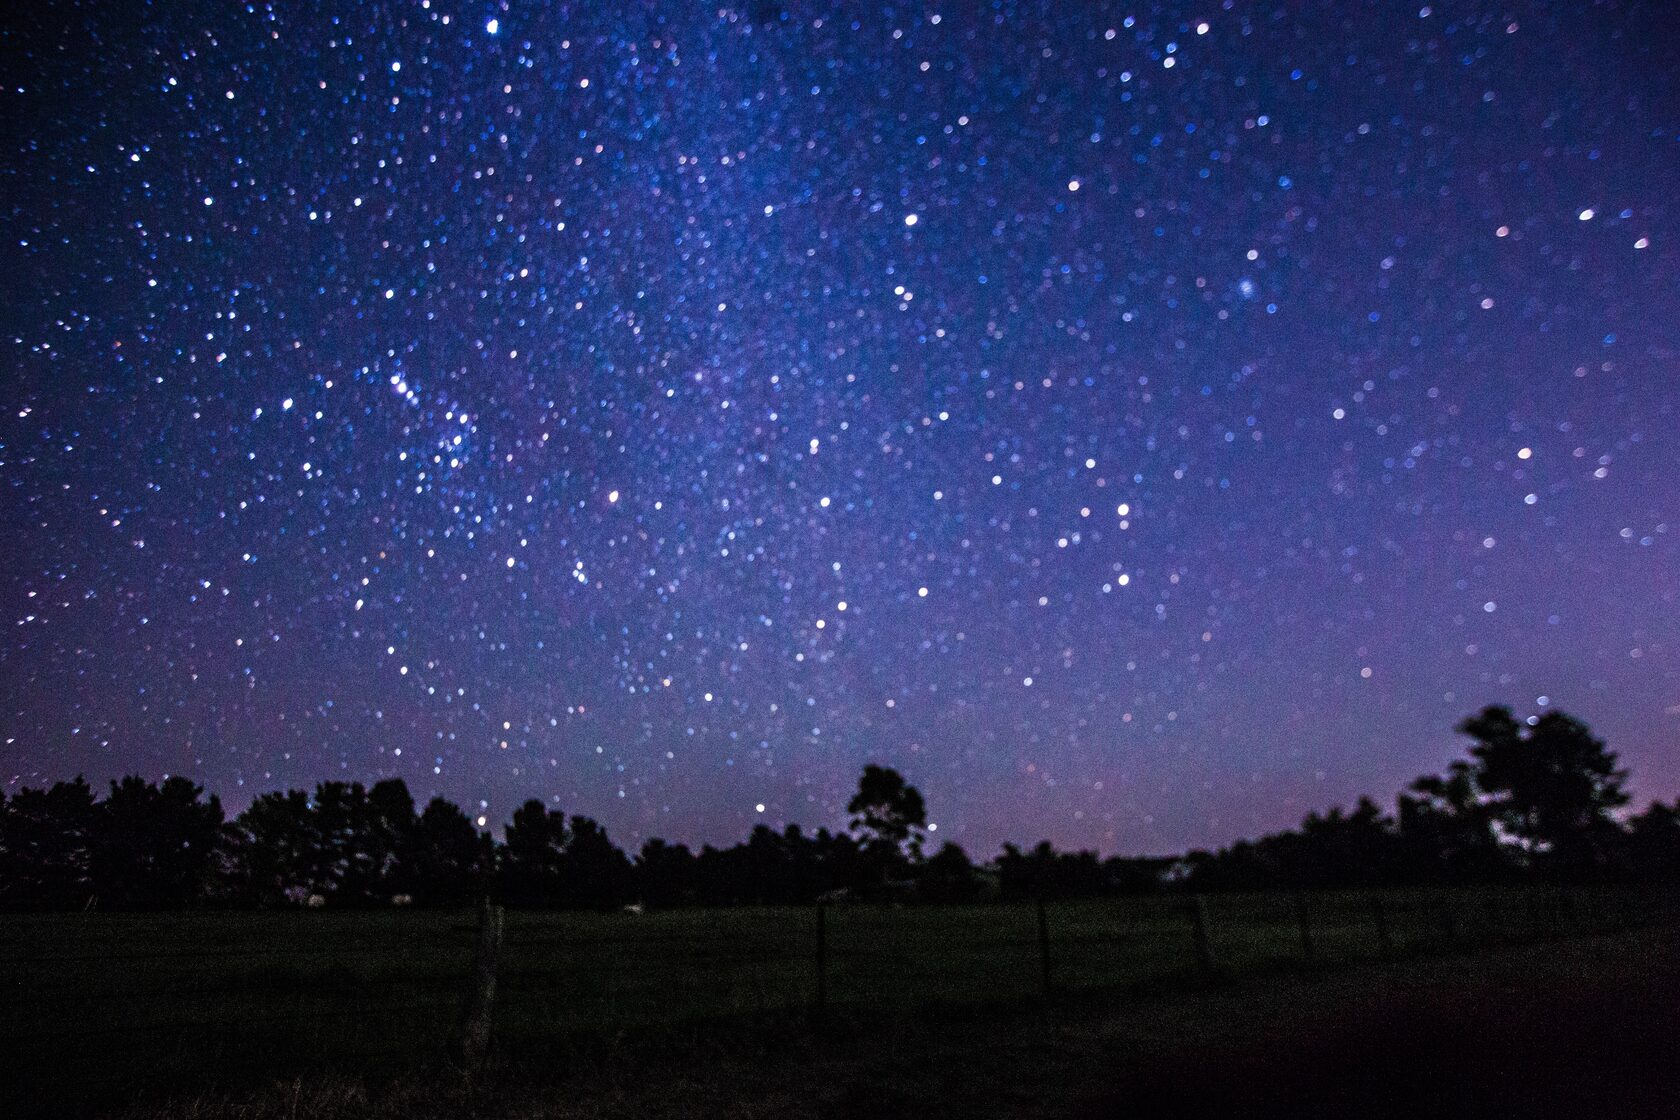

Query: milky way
[[3, 2, 1678, 854]]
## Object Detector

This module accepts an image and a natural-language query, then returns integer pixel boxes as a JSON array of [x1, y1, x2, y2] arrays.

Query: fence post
[[1036, 896, 1053, 995], [1190, 895, 1217, 975], [1293, 892, 1315, 960], [1370, 895, 1393, 958], [454, 897, 504, 1074], [813, 900, 827, 1018]]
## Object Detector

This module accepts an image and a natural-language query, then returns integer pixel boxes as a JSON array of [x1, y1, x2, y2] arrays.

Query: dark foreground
[[1094, 925, 1680, 1119], [85, 924, 1680, 1119]]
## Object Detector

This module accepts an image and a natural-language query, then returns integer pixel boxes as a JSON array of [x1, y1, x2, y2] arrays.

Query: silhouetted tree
[[996, 841, 1113, 898], [1460, 706, 1629, 875], [0, 778, 97, 910], [635, 838, 697, 907], [847, 764, 926, 897], [808, 827, 863, 897], [91, 776, 224, 909], [1177, 798, 1405, 891], [1398, 760, 1507, 881], [1100, 855, 1172, 894], [363, 778, 419, 901], [995, 842, 1040, 899], [1295, 797, 1404, 886], [783, 824, 838, 902], [1622, 800, 1680, 880], [230, 789, 320, 906], [408, 796, 485, 906], [499, 800, 565, 907], [2, 704, 1663, 912], [314, 781, 383, 904], [918, 841, 984, 902], [559, 815, 634, 908], [848, 765, 927, 858], [738, 824, 793, 904]]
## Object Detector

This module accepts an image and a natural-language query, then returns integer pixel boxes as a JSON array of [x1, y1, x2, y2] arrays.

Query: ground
[[4, 890, 1675, 1117]]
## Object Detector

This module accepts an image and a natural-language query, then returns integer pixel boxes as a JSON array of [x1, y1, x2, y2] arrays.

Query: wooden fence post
[[1370, 896, 1393, 958], [1293, 892, 1315, 960], [813, 901, 827, 1018], [1190, 895, 1217, 975], [454, 897, 504, 1074], [1036, 896, 1053, 995]]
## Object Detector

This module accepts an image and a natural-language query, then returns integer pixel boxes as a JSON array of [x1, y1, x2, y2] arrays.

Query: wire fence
[[3, 884, 1677, 1112]]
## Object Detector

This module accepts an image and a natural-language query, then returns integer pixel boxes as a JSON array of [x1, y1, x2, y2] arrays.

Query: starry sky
[[3, 1, 1678, 855]]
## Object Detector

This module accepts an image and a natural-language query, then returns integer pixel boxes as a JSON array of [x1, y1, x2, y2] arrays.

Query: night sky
[[3, 2, 1677, 856]]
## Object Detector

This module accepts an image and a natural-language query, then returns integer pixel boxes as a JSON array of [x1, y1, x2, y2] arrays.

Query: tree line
[[2, 706, 1677, 911]]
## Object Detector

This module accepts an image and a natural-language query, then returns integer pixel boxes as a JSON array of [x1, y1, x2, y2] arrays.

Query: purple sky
[[3, 1, 1677, 855]]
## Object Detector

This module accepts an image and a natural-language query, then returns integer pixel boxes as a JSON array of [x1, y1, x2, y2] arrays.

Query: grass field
[[2, 886, 1673, 1117]]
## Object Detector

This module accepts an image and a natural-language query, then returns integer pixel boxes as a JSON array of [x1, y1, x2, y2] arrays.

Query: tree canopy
[[2, 707, 1676, 911]]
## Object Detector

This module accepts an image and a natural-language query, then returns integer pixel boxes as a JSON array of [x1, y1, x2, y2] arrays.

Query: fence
[[3, 884, 1677, 1114]]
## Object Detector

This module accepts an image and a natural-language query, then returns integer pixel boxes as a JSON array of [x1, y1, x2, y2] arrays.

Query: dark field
[[4, 887, 1676, 1118]]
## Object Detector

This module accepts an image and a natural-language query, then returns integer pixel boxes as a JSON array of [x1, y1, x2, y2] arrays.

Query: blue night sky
[[2, 1, 1677, 855]]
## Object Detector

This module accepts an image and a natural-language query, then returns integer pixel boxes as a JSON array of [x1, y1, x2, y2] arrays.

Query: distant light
[[1634, 237, 1649, 249], [390, 61, 401, 72], [1517, 447, 1532, 460], [506, 556, 516, 568], [485, 18, 499, 34], [903, 213, 919, 226], [281, 398, 293, 411], [1578, 208, 1595, 221], [1196, 21, 1210, 34], [754, 803, 765, 813], [1067, 179, 1080, 192], [917, 587, 928, 598], [607, 489, 620, 503]]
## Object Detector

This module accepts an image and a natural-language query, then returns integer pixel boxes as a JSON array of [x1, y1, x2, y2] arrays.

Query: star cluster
[[3, 2, 1677, 853]]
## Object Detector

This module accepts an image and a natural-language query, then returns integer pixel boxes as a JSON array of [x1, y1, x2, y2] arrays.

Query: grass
[[1, 885, 1672, 1117]]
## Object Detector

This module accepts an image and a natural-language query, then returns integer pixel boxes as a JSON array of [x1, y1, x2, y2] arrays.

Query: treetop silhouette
[[3, 706, 1677, 911]]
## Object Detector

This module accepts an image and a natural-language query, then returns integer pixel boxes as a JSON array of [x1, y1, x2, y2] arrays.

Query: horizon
[[16, 699, 1670, 861], [4, 3, 1679, 859]]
